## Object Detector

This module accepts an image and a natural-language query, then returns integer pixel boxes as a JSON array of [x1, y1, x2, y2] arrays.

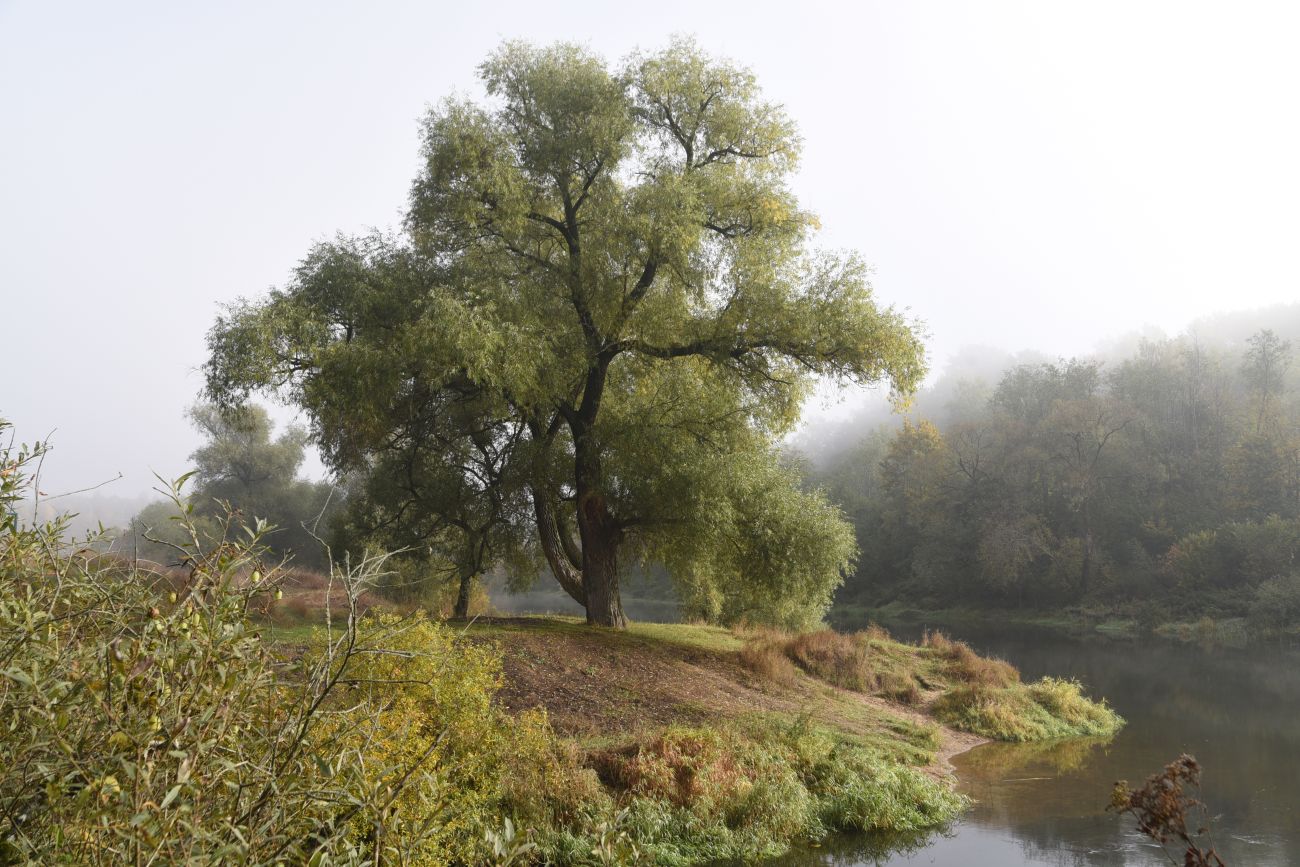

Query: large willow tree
[[206, 39, 925, 627]]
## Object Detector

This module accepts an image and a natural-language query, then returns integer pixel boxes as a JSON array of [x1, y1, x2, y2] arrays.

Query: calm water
[[772, 620, 1300, 866]]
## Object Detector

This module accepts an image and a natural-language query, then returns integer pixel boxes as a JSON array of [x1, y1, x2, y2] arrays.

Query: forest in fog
[[805, 306, 1300, 628]]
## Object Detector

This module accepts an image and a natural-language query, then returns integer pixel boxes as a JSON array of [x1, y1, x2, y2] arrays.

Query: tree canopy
[[206, 38, 925, 627]]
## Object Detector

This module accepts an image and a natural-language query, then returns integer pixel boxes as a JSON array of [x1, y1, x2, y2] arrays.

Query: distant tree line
[[813, 326, 1300, 625], [121, 405, 338, 573]]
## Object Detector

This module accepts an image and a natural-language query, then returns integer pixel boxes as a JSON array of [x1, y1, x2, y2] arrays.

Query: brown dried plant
[[1109, 754, 1227, 867]]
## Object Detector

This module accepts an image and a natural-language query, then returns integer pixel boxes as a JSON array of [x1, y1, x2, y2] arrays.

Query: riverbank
[[830, 601, 1135, 637], [830, 600, 1300, 646], [455, 616, 1121, 863]]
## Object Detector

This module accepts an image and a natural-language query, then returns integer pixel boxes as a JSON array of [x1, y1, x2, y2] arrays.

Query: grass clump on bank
[[736, 624, 1122, 744], [919, 632, 1123, 741], [556, 719, 964, 865], [739, 626, 926, 701], [930, 677, 1124, 742]]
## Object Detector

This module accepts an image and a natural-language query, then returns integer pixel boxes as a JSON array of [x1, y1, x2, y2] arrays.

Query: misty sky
[[4, 0, 1300, 500]]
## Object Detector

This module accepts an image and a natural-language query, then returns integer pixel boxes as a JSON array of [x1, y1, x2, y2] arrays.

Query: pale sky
[[4, 0, 1299, 499]]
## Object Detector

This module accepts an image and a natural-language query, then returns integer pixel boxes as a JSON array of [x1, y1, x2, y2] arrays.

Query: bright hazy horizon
[[5, 0, 1300, 502]]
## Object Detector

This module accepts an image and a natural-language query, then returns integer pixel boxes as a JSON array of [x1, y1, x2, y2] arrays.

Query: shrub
[[1109, 754, 1226, 867], [500, 709, 610, 831], [312, 614, 510, 865], [0, 426, 449, 864]]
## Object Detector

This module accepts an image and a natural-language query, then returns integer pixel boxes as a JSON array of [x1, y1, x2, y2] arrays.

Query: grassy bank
[[415, 615, 1125, 863]]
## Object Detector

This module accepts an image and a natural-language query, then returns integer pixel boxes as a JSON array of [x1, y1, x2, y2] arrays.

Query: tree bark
[[578, 492, 627, 628], [532, 490, 587, 606], [573, 433, 627, 628], [453, 571, 474, 619]]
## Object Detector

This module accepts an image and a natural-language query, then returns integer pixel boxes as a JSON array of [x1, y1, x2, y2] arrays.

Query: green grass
[[551, 717, 965, 866], [466, 613, 745, 653], [257, 619, 325, 646], [930, 677, 1124, 742], [627, 620, 743, 652]]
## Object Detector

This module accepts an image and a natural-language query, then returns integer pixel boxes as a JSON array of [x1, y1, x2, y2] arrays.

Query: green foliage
[[311, 616, 541, 866], [0, 424, 446, 864], [1163, 516, 1300, 595], [666, 455, 858, 630], [1250, 573, 1300, 629], [205, 38, 924, 628], [122, 497, 224, 566]]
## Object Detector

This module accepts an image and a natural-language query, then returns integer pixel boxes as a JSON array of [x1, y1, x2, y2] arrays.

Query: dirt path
[[855, 691, 989, 777]]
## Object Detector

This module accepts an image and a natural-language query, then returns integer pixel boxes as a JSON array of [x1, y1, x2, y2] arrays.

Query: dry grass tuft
[[923, 630, 1018, 688], [782, 629, 876, 692], [739, 641, 799, 685], [877, 670, 924, 706], [861, 622, 893, 642], [606, 728, 748, 807]]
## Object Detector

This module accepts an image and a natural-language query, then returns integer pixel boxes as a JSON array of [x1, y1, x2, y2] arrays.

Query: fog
[[5, 1, 1300, 522], [795, 302, 1300, 469]]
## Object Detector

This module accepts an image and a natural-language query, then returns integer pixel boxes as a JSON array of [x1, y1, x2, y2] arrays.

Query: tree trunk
[[1080, 534, 1093, 596], [573, 434, 627, 628], [1080, 498, 1094, 596], [579, 494, 627, 628], [532, 490, 587, 606], [453, 571, 474, 619]]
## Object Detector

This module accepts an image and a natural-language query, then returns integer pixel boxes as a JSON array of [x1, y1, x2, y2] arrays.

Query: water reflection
[[771, 621, 1300, 866], [764, 827, 950, 866]]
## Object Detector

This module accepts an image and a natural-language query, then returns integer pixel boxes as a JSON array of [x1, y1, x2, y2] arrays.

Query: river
[[770, 619, 1300, 866]]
